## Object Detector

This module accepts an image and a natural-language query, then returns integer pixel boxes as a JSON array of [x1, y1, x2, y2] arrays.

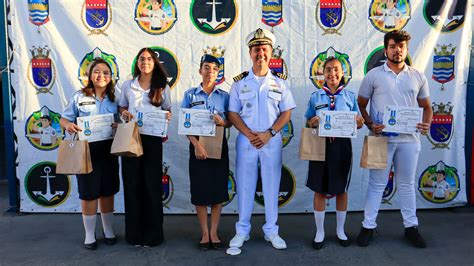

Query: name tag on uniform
[[240, 86, 251, 94], [78, 101, 96, 106], [315, 104, 329, 110], [269, 88, 282, 94], [191, 101, 205, 107]]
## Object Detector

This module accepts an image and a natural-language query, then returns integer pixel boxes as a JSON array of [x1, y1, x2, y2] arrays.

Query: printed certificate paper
[[178, 108, 216, 137], [382, 105, 423, 134], [77, 113, 114, 142], [318, 110, 357, 138], [136, 108, 169, 137]]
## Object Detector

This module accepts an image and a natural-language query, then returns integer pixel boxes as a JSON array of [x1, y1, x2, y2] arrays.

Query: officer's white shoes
[[229, 234, 250, 248], [264, 234, 287, 250]]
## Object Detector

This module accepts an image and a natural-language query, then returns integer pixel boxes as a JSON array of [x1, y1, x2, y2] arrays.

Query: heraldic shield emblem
[[81, 0, 112, 35], [203, 46, 225, 85], [432, 44, 456, 90], [28, 46, 56, 94], [262, 0, 283, 28], [28, 0, 50, 27], [427, 102, 454, 149], [316, 0, 346, 35]]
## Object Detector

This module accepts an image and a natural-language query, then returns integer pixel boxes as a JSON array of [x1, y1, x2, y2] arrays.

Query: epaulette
[[233, 71, 249, 82], [271, 70, 287, 80]]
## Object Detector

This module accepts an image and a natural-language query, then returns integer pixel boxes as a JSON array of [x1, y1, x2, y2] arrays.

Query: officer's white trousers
[[235, 133, 282, 236], [362, 142, 421, 229]]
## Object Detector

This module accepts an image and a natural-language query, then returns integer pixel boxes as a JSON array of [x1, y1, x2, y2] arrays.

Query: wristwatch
[[268, 128, 278, 137]]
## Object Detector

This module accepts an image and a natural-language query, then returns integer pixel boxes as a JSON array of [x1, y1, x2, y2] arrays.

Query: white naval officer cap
[[435, 161, 446, 173], [246, 28, 276, 47]]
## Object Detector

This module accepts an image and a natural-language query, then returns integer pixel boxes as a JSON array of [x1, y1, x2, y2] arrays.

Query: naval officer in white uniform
[[228, 28, 296, 250]]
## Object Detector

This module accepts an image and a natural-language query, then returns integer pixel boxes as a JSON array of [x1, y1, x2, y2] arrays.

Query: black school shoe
[[404, 226, 427, 248], [311, 233, 324, 250], [338, 237, 351, 247], [356, 227, 374, 247], [84, 241, 98, 250]]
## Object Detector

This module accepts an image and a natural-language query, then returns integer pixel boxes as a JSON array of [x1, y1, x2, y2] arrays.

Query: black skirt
[[306, 137, 352, 195], [189, 134, 229, 206], [76, 139, 119, 200]]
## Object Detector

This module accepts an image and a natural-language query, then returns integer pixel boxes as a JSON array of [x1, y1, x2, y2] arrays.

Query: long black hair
[[82, 58, 115, 101], [133, 47, 169, 107]]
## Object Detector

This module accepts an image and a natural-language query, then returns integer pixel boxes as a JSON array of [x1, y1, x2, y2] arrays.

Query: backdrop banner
[[9, 0, 470, 213]]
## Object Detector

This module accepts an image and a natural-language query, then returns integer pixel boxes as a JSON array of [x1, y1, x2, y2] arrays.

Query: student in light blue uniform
[[305, 57, 364, 250], [181, 54, 231, 251], [60, 58, 119, 250]]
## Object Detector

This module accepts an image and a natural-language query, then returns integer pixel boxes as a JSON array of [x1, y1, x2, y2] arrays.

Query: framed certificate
[[178, 108, 216, 137], [77, 113, 114, 142], [318, 110, 357, 138], [135, 108, 169, 137], [382, 105, 423, 134]]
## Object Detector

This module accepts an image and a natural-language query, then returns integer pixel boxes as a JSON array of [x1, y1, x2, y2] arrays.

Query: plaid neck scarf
[[321, 83, 344, 110]]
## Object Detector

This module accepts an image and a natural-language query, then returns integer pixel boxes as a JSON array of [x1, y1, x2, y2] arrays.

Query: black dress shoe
[[404, 226, 426, 248], [356, 227, 374, 247], [198, 242, 210, 251], [312, 240, 324, 250], [104, 236, 117, 245], [338, 237, 351, 247], [84, 241, 98, 250], [210, 241, 224, 250]]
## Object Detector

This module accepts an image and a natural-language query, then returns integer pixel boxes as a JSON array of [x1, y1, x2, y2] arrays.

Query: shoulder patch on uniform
[[271, 70, 287, 80], [233, 71, 249, 82]]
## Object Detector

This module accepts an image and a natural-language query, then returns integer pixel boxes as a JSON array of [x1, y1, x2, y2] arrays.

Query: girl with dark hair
[[305, 57, 364, 250], [60, 58, 119, 250], [118, 47, 172, 247]]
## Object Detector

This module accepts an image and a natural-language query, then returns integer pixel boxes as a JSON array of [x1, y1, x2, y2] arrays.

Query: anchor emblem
[[197, 0, 230, 30], [32, 166, 65, 202]]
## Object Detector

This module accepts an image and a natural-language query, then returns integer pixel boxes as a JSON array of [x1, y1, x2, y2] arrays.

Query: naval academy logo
[[190, 0, 238, 35], [28, 0, 49, 28], [81, 0, 112, 35], [162, 162, 174, 208], [418, 161, 460, 204], [262, 0, 283, 29], [364, 46, 411, 74], [281, 120, 293, 148], [203, 46, 225, 85], [24, 162, 70, 208], [368, 0, 411, 33], [131, 46, 180, 89], [382, 165, 397, 205], [309, 47, 352, 90], [25, 106, 64, 151], [255, 164, 296, 208], [432, 44, 456, 91], [423, 0, 467, 33], [427, 102, 454, 149], [28, 46, 56, 94], [222, 171, 236, 207], [269, 45, 288, 77], [316, 0, 346, 35], [78, 47, 119, 87], [134, 0, 177, 35]]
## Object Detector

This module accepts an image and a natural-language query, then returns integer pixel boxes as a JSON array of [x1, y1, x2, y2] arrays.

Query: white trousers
[[362, 142, 421, 229], [235, 133, 282, 236]]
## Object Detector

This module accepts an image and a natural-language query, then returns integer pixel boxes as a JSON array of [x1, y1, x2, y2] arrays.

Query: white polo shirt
[[118, 77, 172, 116], [358, 63, 430, 143], [228, 68, 296, 132]]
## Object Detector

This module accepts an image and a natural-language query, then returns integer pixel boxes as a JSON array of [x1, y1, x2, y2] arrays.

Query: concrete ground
[[1, 183, 473, 266]]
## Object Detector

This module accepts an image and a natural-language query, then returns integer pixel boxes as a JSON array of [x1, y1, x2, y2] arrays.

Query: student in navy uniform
[[305, 57, 364, 250], [119, 47, 172, 247], [181, 54, 231, 251], [60, 58, 119, 250]]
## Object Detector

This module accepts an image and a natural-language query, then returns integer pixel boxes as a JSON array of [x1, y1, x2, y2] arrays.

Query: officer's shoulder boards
[[271, 70, 287, 80], [233, 71, 249, 82]]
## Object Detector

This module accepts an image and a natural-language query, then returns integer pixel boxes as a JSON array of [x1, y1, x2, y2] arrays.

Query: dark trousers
[[121, 135, 164, 246]]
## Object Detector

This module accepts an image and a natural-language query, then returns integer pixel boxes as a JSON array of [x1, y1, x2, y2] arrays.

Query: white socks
[[82, 214, 96, 244], [313, 211, 325, 242], [100, 212, 115, 238], [336, 210, 348, 240]]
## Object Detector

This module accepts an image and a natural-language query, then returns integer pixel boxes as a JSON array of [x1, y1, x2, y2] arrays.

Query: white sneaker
[[229, 234, 250, 248], [264, 234, 287, 250]]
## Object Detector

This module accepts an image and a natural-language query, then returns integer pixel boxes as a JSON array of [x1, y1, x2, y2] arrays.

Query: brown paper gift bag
[[360, 135, 388, 169], [111, 121, 143, 157], [298, 128, 326, 161], [198, 126, 224, 159], [56, 136, 93, 174]]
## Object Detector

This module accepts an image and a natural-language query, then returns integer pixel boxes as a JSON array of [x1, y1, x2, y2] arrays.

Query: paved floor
[[1, 183, 473, 265]]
